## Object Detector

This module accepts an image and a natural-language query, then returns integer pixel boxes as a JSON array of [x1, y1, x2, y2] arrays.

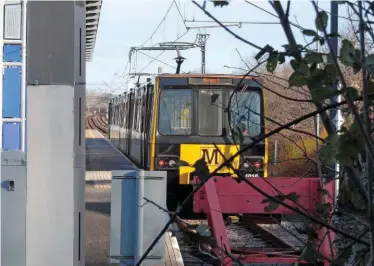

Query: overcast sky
[[86, 0, 351, 94]]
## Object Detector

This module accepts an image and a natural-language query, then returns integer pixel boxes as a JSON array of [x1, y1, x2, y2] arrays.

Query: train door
[[108, 102, 112, 138], [118, 96, 123, 148], [142, 85, 153, 168], [119, 96, 127, 153], [126, 92, 134, 155], [139, 87, 146, 166]]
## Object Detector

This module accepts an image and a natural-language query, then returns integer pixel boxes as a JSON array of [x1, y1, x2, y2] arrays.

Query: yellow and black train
[[108, 74, 268, 212]]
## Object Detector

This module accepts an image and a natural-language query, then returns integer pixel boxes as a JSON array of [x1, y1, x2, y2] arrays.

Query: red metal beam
[[201, 178, 232, 265], [193, 176, 336, 265], [316, 179, 336, 265], [194, 177, 320, 214]]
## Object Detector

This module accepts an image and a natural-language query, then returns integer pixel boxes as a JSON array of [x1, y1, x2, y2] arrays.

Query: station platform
[[85, 129, 137, 187], [85, 129, 184, 266]]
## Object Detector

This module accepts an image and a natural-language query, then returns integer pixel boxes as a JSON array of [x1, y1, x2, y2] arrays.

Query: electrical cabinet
[[1, 150, 26, 266]]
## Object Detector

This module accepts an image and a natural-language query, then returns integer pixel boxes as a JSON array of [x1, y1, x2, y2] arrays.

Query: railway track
[[86, 114, 108, 135], [85, 113, 321, 264], [174, 216, 306, 266]]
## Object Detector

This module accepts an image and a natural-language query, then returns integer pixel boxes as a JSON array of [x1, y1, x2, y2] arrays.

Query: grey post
[[26, 2, 86, 266], [329, 1, 342, 202]]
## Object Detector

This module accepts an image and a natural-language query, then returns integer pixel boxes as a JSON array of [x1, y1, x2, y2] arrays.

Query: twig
[[244, 0, 305, 30], [136, 92, 365, 266], [358, 1, 374, 264], [143, 198, 242, 265], [192, 0, 262, 50], [235, 48, 251, 70], [335, 227, 370, 261], [312, 0, 372, 202], [213, 146, 368, 247]]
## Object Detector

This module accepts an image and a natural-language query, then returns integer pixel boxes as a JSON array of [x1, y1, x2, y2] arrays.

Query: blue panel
[[3, 123, 21, 150], [3, 66, 21, 118], [3, 44, 22, 62]]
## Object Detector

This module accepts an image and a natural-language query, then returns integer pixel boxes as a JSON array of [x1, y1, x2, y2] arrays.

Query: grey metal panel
[[26, 85, 76, 266], [140, 170, 167, 265], [110, 170, 166, 266], [109, 177, 122, 264], [1, 150, 26, 266], [74, 166, 85, 266], [110, 170, 138, 265], [26, 1, 75, 85]]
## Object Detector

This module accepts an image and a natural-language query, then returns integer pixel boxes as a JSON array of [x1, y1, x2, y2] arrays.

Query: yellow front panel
[[179, 144, 240, 184]]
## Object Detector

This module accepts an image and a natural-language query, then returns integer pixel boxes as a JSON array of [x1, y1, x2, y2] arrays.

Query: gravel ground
[[85, 187, 112, 266]]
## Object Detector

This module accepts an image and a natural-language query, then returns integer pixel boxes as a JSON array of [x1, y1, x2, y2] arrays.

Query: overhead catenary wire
[[104, 30, 190, 95], [135, 30, 190, 74], [114, 2, 190, 84], [136, 50, 185, 72], [174, 0, 188, 30], [192, 0, 262, 50], [138, 1, 175, 47]]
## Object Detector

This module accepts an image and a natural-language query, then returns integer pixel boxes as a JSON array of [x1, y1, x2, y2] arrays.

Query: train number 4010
[[245, 173, 259, 177]]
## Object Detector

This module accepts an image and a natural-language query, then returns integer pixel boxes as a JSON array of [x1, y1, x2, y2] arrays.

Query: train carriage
[[108, 74, 268, 212]]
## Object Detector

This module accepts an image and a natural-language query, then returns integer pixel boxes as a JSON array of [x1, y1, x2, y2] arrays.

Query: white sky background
[[86, 0, 352, 95]]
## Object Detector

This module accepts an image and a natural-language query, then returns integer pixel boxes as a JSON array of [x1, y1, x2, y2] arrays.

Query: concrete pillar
[[26, 1, 86, 266]]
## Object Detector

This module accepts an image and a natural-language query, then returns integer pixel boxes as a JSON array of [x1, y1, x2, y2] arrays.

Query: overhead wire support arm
[[186, 24, 241, 29], [129, 42, 196, 54], [185, 19, 282, 25], [129, 46, 191, 51]]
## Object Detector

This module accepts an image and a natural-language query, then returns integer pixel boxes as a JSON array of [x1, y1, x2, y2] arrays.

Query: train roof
[[156, 73, 263, 80], [109, 74, 264, 102]]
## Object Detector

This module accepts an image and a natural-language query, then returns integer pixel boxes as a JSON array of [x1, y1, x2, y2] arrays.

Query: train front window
[[158, 89, 192, 135], [230, 91, 261, 137], [198, 90, 222, 136]]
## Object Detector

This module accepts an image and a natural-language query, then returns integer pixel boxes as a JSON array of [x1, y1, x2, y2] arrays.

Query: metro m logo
[[201, 147, 220, 165]]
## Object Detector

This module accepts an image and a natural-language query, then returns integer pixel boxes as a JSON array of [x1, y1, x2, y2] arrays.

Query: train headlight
[[169, 159, 176, 167], [243, 161, 250, 168]]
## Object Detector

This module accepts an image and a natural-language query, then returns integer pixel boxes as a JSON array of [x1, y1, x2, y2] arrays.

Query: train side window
[[119, 101, 122, 127], [130, 94, 136, 130], [128, 94, 134, 130], [135, 96, 141, 132], [158, 89, 192, 135], [114, 105, 118, 125], [122, 100, 127, 128], [122, 101, 126, 128]]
